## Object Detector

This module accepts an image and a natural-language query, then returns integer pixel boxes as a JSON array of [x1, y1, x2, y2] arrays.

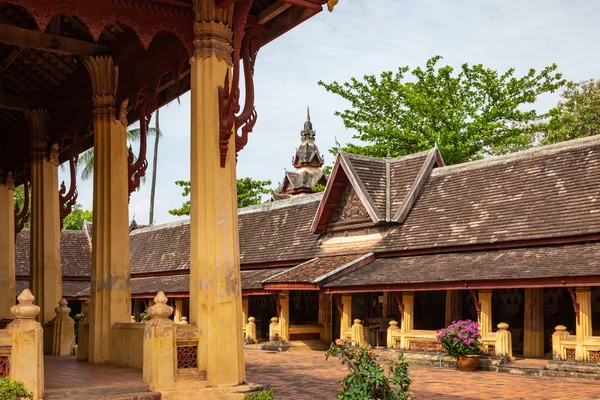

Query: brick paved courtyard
[[245, 350, 600, 399]]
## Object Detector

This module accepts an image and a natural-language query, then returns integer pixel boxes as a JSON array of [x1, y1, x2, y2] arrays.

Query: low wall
[[111, 322, 144, 369], [289, 324, 324, 341]]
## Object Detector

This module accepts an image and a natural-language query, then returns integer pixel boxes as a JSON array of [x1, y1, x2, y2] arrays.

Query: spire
[[301, 105, 315, 142]]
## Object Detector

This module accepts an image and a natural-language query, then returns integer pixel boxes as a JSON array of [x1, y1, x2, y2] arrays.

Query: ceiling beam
[[264, 4, 321, 44], [257, 2, 293, 25], [280, 0, 322, 11], [0, 24, 110, 56], [0, 94, 43, 111]]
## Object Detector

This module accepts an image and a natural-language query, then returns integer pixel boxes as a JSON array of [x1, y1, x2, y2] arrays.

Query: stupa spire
[[301, 106, 316, 142]]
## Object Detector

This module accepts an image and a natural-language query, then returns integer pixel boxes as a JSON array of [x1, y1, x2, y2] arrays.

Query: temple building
[[271, 107, 328, 201], [15, 135, 600, 367]]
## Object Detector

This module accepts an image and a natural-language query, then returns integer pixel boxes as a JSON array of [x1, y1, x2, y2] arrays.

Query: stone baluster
[[387, 320, 400, 349], [180, 317, 188, 325], [8, 289, 44, 399], [494, 322, 513, 359], [77, 299, 90, 361], [246, 317, 257, 344], [49, 298, 75, 356], [143, 292, 175, 391], [269, 317, 280, 342], [351, 319, 365, 347], [131, 316, 136, 323], [552, 325, 570, 360]]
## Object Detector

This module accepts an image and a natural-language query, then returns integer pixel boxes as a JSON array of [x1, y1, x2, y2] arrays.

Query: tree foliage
[[319, 56, 565, 165], [13, 185, 30, 228], [62, 204, 93, 231], [540, 79, 600, 144], [168, 177, 273, 216]]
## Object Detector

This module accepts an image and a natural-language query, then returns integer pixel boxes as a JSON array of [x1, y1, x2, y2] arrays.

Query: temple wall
[[110, 323, 144, 369]]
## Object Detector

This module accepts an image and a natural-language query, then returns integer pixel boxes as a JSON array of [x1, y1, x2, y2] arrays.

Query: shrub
[[326, 339, 415, 400], [243, 389, 275, 400], [436, 320, 483, 358], [0, 377, 33, 400]]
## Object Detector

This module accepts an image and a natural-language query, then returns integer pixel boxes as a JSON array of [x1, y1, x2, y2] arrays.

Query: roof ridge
[[129, 219, 190, 235], [433, 135, 600, 176], [239, 192, 323, 215], [343, 149, 433, 163]]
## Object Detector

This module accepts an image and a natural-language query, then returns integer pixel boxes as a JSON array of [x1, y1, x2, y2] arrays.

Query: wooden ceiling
[[0, 0, 327, 184]]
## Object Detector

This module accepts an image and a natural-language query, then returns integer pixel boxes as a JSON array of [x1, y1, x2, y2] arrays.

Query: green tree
[[168, 177, 273, 216], [540, 79, 600, 144], [13, 184, 30, 228], [319, 56, 565, 165], [62, 204, 93, 230]]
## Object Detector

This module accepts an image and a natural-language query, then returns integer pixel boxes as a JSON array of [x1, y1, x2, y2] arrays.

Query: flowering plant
[[326, 339, 415, 400], [436, 320, 483, 358]]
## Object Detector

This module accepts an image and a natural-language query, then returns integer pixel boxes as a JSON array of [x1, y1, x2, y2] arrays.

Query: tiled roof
[[130, 221, 190, 274], [264, 254, 368, 285], [15, 229, 91, 277], [241, 268, 290, 290], [239, 193, 323, 265], [16, 279, 90, 299], [375, 136, 600, 252], [325, 242, 600, 289]]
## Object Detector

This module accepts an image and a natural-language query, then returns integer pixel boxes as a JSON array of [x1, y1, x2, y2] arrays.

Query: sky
[[60, 0, 600, 226]]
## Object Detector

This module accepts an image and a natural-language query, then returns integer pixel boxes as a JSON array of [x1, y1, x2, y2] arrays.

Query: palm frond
[[78, 149, 95, 181]]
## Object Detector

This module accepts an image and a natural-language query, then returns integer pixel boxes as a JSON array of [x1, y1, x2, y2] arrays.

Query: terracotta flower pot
[[457, 355, 479, 372]]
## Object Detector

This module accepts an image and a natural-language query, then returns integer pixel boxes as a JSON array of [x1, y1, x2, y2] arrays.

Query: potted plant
[[436, 320, 483, 372]]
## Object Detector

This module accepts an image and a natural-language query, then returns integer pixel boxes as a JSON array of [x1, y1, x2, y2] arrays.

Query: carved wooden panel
[[0, 356, 9, 378], [565, 348, 575, 360], [486, 345, 495, 356], [589, 350, 600, 363], [408, 341, 442, 352], [177, 346, 197, 369], [332, 184, 369, 223]]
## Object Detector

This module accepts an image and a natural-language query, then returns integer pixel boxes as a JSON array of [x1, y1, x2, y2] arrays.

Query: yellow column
[[340, 294, 352, 339], [0, 173, 15, 319], [401, 292, 414, 333], [575, 287, 592, 361], [26, 109, 62, 324], [188, 2, 243, 386], [174, 299, 183, 323], [279, 291, 290, 342], [318, 292, 332, 342], [83, 55, 131, 364], [242, 296, 249, 327], [523, 288, 544, 357], [478, 290, 492, 338]]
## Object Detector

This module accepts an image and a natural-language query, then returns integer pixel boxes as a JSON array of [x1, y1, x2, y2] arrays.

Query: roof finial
[[306, 106, 311, 122], [301, 106, 315, 142]]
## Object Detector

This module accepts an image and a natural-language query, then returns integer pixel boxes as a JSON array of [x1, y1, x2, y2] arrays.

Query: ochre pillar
[[174, 299, 183, 323], [445, 290, 462, 327], [340, 294, 352, 338], [83, 56, 131, 363], [401, 292, 414, 333], [523, 288, 544, 357], [241, 296, 249, 327], [27, 109, 62, 324], [478, 290, 492, 338], [318, 292, 332, 342], [279, 291, 290, 342], [0, 173, 16, 319], [575, 287, 592, 361], [188, 3, 244, 386]]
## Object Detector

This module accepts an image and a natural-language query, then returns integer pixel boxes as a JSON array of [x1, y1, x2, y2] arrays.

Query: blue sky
[[61, 0, 600, 225]]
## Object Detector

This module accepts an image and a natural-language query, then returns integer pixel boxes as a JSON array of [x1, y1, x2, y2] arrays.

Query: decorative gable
[[332, 184, 370, 223]]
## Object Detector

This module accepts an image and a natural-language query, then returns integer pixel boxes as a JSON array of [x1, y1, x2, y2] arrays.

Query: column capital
[[83, 55, 122, 123], [25, 108, 49, 164], [191, 1, 234, 64], [1, 172, 15, 191]]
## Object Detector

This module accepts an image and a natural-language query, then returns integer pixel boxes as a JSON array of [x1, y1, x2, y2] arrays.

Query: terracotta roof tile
[[326, 242, 600, 288], [16, 279, 90, 299], [130, 221, 190, 274], [265, 254, 366, 284]]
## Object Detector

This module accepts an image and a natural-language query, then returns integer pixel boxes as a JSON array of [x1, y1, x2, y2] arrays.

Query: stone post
[[318, 292, 332, 342], [495, 322, 513, 359], [387, 320, 400, 348], [552, 325, 569, 360], [180, 317, 188, 325], [575, 287, 592, 361], [174, 299, 183, 323], [8, 289, 44, 400], [27, 109, 62, 324], [269, 317, 280, 341], [83, 55, 131, 364], [0, 173, 15, 319], [279, 292, 290, 342], [445, 290, 462, 327], [351, 319, 365, 347], [188, 1, 244, 386], [76, 299, 90, 361], [246, 317, 257, 344], [340, 295, 352, 339], [143, 292, 176, 391], [49, 299, 75, 356], [478, 290, 492, 338], [523, 288, 544, 357]]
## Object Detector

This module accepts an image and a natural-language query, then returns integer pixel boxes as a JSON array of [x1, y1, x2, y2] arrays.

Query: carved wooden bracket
[[332, 294, 343, 316], [392, 292, 404, 322], [270, 292, 282, 317], [218, 0, 265, 167], [566, 287, 580, 325], [469, 289, 481, 318], [59, 132, 79, 229], [14, 166, 30, 240], [128, 96, 155, 200]]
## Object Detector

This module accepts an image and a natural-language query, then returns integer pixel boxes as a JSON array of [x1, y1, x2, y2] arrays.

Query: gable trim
[[339, 152, 384, 223], [392, 147, 443, 223]]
